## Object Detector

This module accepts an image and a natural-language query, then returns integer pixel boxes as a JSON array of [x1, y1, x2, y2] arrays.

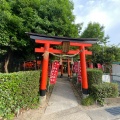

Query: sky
[[73, 0, 120, 45]]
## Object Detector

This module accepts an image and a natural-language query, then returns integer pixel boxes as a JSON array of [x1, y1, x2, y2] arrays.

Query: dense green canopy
[[0, 0, 81, 72]]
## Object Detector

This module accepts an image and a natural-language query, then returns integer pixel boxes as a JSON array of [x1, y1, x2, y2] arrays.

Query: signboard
[[62, 41, 70, 53], [73, 61, 82, 83], [77, 61, 82, 82], [73, 61, 79, 73], [50, 61, 60, 84]]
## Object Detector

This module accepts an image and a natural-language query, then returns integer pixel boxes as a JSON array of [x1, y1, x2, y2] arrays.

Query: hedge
[[87, 69, 103, 89], [81, 95, 94, 106], [0, 71, 40, 120], [91, 82, 119, 105]]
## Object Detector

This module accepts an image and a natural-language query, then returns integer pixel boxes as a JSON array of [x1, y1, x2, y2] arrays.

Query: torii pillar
[[40, 43, 50, 96], [80, 45, 88, 96]]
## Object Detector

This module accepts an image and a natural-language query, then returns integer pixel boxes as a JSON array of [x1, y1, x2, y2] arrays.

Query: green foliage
[[81, 96, 94, 106], [49, 84, 54, 93], [87, 69, 103, 89], [103, 45, 120, 63], [81, 22, 109, 44], [0, 0, 82, 72], [81, 22, 120, 64], [86, 44, 120, 65], [47, 78, 54, 93], [71, 75, 77, 84], [0, 71, 40, 119], [81, 22, 109, 64], [0, 0, 26, 52], [91, 83, 119, 105]]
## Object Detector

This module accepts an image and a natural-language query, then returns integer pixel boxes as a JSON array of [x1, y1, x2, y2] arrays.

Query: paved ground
[[14, 75, 120, 120], [44, 78, 78, 115], [41, 76, 120, 120]]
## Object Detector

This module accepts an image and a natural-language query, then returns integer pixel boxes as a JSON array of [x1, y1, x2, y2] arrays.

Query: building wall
[[112, 64, 120, 81]]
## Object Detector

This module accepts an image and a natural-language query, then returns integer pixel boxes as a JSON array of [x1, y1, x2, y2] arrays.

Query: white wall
[[112, 64, 120, 74], [112, 64, 120, 81]]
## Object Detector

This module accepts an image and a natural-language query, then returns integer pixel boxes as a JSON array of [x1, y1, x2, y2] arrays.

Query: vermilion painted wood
[[35, 40, 92, 47], [35, 48, 92, 55], [85, 50, 92, 55], [35, 39, 92, 95], [80, 46, 88, 89], [35, 40, 62, 45], [70, 42, 92, 47], [40, 43, 50, 91]]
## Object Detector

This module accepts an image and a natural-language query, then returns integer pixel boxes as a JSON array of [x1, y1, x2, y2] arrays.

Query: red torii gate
[[26, 32, 97, 97]]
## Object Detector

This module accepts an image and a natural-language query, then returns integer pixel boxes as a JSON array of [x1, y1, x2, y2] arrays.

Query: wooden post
[[67, 59, 70, 77], [23, 61, 25, 71], [61, 64, 63, 77], [80, 46, 88, 95], [40, 43, 50, 96], [70, 63, 72, 78]]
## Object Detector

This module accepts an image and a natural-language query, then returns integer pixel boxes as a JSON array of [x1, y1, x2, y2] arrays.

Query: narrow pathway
[[44, 77, 78, 115], [40, 76, 91, 120]]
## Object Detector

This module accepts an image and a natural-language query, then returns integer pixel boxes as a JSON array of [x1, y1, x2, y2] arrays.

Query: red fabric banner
[[73, 61, 79, 73], [73, 61, 82, 83], [89, 63, 93, 68], [50, 61, 60, 84], [77, 61, 82, 83], [97, 63, 102, 69]]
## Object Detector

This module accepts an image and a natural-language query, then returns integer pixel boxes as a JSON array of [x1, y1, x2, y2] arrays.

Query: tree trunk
[[4, 52, 11, 73]]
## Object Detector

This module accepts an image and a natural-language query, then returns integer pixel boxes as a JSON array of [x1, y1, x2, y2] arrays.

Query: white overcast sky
[[73, 0, 120, 45]]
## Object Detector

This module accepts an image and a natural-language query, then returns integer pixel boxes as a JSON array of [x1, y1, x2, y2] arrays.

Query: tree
[[0, 0, 81, 72], [81, 22, 109, 64], [103, 45, 120, 63], [12, 0, 82, 37], [81, 22, 109, 44], [0, 0, 27, 73]]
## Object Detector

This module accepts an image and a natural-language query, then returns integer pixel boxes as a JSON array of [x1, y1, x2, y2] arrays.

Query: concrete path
[[44, 78, 78, 115], [41, 76, 120, 120], [41, 76, 91, 120], [86, 106, 120, 120]]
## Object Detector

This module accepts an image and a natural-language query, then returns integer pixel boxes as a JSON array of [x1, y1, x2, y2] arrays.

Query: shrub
[[0, 71, 40, 120], [91, 82, 119, 105], [87, 69, 103, 89], [81, 95, 94, 106], [71, 75, 77, 85]]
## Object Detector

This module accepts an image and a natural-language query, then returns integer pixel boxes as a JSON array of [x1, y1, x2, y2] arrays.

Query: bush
[[91, 82, 119, 105], [71, 75, 77, 85], [81, 95, 94, 106], [87, 69, 103, 89], [0, 71, 40, 120]]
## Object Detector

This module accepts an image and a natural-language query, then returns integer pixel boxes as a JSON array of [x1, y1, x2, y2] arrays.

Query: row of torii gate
[[27, 32, 97, 97]]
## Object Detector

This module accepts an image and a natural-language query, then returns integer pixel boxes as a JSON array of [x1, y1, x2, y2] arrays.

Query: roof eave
[[26, 32, 98, 44]]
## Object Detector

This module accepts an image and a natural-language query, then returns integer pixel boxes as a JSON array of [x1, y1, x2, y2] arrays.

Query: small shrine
[[26, 32, 97, 97]]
